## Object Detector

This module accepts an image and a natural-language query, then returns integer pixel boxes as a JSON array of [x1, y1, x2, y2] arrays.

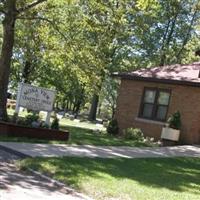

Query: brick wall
[[115, 79, 200, 144]]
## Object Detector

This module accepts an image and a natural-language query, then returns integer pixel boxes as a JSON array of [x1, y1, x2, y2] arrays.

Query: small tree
[[107, 119, 119, 135], [51, 117, 59, 130], [167, 111, 181, 130]]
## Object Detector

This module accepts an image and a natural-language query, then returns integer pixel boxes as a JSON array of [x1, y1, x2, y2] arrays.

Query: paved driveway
[[1, 143, 199, 200], [0, 142, 199, 158], [0, 148, 20, 162], [0, 148, 91, 200]]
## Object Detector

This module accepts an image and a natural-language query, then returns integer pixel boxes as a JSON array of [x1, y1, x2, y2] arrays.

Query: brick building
[[114, 62, 200, 144]]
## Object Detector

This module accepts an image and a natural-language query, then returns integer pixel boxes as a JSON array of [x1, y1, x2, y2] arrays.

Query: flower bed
[[0, 121, 69, 141]]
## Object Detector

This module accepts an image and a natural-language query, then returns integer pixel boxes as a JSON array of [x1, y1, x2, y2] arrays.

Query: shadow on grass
[[20, 157, 200, 194], [64, 125, 150, 147], [0, 125, 152, 147]]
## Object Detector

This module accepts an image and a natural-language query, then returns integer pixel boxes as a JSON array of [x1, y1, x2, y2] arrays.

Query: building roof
[[113, 62, 200, 87]]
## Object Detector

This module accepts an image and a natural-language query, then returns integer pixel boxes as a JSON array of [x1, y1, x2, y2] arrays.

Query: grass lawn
[[18, 157, 200, 200], [0, 125, 153, 147], [7, 108, 106, 131], [60, 118, 106, 131], [2, 109, 155, 146]]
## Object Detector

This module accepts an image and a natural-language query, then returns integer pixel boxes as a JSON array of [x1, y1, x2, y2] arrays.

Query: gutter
[[112, 73, 200, 88]]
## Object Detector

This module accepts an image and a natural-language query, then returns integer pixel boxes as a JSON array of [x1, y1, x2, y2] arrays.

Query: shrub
[[40, 122, 50, 129], [12, 112, 18, 123], [11, 104, 16, 110], [51, 111, 57, 118], [103, 120, 109, 128], [167, 111, 181, 130], [51, 117, 59, 130], [123, 128, 144, 141], [24, 113, 40, 127], [143, 136, 155, 145], [107, 119, 119, 135]]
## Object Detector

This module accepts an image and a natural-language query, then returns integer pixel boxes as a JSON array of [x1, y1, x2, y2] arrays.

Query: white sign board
[[17, 83, 56, 112]]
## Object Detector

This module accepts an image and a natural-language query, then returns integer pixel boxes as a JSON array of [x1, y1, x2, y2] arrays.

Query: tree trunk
[[73, 99, 82, 117], [98, 102, 102, 116], [175, 10, 197, 63], [0, 1, 17, 121], [159, 14, 178, 66], [72, 103, 76, 113], [74, 103, 81, 115], [66, 100, 69, 110], [22, 60, 32, 83], [88, 94, 99, 121], [61, 98, 66, 110], [111, 105, 115, 120]]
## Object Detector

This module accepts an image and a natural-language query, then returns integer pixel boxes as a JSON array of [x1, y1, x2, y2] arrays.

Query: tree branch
[[175, 10, 198, 63], [0, 4, 6, 14], [17, 16, 68, 41], [0, 9, 5, 14], [159, 13, 178, 66], [18, 0, 47, 14]]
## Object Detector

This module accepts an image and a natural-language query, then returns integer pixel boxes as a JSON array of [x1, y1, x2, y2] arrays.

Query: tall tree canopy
[[0, 0, 199, 121], [0, 0, 47, 120]]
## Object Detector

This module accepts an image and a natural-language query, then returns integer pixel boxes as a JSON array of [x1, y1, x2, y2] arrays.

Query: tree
[[8, 0, 96, 116], [129, 0, 200, 67], [2, 0, 199, 122], [79, 1, 134, 120], [0, 0, 47, 120], [10, 17, 45, 89], [98, 76, 119, 120]]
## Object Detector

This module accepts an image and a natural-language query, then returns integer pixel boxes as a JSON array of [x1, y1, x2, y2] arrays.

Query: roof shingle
[[114, 62, 200, 86]]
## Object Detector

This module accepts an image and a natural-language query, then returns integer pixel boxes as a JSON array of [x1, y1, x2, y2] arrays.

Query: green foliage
[[24, 113, 40, 127], [40, 122, 50, 129], [99, 77, 120, 119], [51, 117, 60, 130], [107, 119, 119, 135], [167, 111, 181, 130], [0, 124, 155, 147], [12, 112, 18, 123], [12, 112, 51, 129], [123, 128, 144, 141], [123, 127, 156, 146], [5, 0, 200, 122], [14, 113, 41, 127]]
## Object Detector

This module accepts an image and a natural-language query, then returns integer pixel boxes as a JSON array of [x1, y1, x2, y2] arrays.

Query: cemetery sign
[[16, 83, 56, 112]]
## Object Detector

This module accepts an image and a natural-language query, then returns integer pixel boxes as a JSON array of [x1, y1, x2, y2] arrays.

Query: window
[[139, 88, 171, 121]]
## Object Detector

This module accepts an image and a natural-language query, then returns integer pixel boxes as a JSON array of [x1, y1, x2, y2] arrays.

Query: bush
[[15, 113, 50, 129], [51, 111, 57, 118], [40, 122, 50, 129], [143, 136, 155, 145], [167, 111, 181, 130], [12, 112, 18, 123], [107, 119, 119, 135], [51, 117, 59, 130], [123, 128, 144, 141], [11, 104, 16, 110], [103, 120, 109, 128], [24, 113, 40, 127]]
